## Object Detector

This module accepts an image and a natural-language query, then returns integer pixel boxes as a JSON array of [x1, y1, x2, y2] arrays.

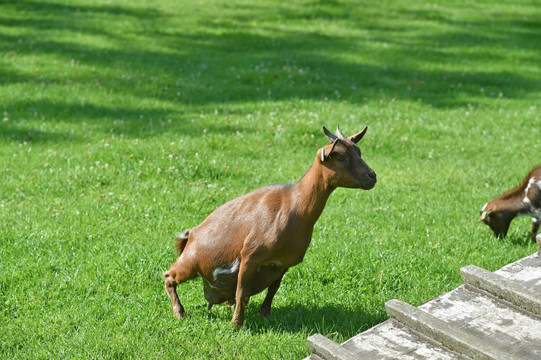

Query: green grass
[[1, 0, 540, 358]]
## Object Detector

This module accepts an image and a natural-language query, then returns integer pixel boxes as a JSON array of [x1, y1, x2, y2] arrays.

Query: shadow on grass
[[195, 295, 384, 337], [243, 302, 386, 338], [0, 97, 255, 142], [1, 0, 540, 141]]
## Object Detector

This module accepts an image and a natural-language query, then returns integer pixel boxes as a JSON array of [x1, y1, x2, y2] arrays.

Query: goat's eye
[[334, 154, 346, 162]]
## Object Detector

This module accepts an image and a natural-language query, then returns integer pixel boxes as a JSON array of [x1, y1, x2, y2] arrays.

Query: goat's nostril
[[369, 172, 377, 180]]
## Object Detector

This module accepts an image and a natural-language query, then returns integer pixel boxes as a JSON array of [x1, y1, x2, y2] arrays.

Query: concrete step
[[305, 308, 473, 360], [461, 262, 541, 316], [307, 321, 465, 360], [340, 319, 467, 359], [494, 253, 541, 294], [307, 333, 359, 360], [304, 240, 541, 360], [417, 285, 541, 359]]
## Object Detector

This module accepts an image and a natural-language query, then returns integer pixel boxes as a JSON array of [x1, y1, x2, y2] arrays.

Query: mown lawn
[[1, 0, 540, 358]]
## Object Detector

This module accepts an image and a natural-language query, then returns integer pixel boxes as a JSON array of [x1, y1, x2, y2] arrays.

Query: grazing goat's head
[[478, 202, 513, 238], [319, 126, 377, 190]]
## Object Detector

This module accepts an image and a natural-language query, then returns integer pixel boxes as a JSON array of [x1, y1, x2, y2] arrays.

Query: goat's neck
[[495, 193, 530, 215], [293, 159, 335, 225]]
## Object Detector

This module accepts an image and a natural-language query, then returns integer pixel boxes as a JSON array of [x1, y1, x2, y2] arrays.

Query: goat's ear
[[477, 211, 488, 223], [320, 139, 340, 162], [349, 126, 368, 144], [323, 126, 338, 142]]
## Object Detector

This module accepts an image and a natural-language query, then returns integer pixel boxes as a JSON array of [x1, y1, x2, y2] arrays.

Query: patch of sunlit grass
[[1, 0, 539, 358]]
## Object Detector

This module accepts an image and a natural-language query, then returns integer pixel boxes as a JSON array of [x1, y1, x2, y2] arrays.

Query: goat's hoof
[[231, 317, 244, 329], [173, 306, 185, 320]]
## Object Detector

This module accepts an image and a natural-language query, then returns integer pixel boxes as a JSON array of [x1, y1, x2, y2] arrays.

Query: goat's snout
[[358, 170, 377, 190], [366, 171, 377, 186]]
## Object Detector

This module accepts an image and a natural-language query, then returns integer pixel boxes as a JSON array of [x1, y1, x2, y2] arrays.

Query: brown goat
[[479, 165, 541, 238], [163, 126, 377, 327]]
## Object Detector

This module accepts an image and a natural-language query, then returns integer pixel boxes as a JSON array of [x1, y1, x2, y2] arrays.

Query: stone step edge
[[307, 333, 362, 360], [385, 299, 520, 360], [460, 265, 541, 317]]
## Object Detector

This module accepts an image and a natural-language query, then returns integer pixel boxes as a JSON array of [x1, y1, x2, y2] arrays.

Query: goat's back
[[183, 184, 300, 273]]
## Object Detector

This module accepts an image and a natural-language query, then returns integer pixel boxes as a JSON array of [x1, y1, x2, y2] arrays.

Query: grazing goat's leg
[[260, 270, 287, 318], [163, 259, 198, 320], [532, 219, 540, 239], [231, 260, 257, 328]]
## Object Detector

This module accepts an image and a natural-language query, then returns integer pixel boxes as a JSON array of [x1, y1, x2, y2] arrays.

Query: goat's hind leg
[[532, 218, 540, 239], [163, 259, 197, 320], [260, 269, 287, 318]]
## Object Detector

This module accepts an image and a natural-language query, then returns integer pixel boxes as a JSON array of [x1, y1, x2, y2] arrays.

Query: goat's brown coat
[[164, 126, 377, 327], [479, 165, 541, 238]]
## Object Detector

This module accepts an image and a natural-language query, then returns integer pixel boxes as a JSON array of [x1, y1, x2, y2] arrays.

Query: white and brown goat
[[479, 165, 541, 238], [164, 126, 377, 327]]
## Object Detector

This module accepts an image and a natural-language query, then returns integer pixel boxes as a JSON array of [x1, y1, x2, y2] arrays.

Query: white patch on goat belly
[[212, 258, 240, 279]]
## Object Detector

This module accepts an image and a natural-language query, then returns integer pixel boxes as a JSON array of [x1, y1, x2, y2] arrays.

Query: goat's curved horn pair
[[323, 126, 347, 142]]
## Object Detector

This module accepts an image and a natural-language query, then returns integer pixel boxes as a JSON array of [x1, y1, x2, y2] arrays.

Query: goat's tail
[[175, 229, 190, 256]]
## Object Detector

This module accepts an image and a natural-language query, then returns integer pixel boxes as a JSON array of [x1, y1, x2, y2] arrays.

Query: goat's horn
[[336, 126, 347, 140], [323, 126, 338, 142]]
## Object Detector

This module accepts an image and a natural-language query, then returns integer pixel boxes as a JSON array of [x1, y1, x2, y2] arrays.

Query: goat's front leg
[[231, 260, 257, 328], [532, 218, 540, 239], [260, 269, 287, 318]]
